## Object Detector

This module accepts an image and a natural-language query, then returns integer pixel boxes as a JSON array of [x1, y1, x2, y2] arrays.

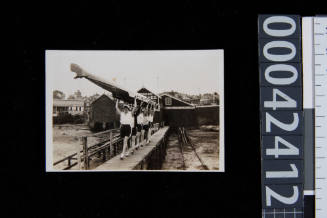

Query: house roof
[[182, 96, 191, 100], [200, 98, 212, 101], [159, 93, 193, 106], [90, 94, 115, 105], [137, 87, 161, 99], [53, 99, 84, 107]]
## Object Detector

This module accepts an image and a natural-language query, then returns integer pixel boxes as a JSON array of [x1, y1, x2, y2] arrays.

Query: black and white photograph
[[13, 2, 327, 218], [46, 50, 224, 172]]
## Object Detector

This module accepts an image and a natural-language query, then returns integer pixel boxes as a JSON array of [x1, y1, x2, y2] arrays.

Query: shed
[[195, 105, 219, 125], [88, 94, 120, 131], [159, 93, 219, 127], [160, 93, 193, 108], [160, 94, 196, 127], [137, 87, 163, 124]]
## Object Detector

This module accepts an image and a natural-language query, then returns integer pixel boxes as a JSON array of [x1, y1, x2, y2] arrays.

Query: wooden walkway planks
[[94, 126, 169, 171]]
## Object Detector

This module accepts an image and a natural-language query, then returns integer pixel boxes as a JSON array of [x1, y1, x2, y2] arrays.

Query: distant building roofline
[[90, 93, 115, 106], [137, 87, 162, 99], [159, 93, 193, 106], [53, 99, 84, 107]]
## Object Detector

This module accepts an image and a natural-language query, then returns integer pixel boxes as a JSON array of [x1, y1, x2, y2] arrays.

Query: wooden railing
[[53, 122, 165, 170], [53, 128, 121, 170], [133, 125, 169, 170]]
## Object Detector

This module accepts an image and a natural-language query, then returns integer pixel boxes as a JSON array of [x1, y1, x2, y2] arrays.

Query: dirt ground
[[161, 125, 219, 171], [53, 124, 219, 171], [52, 124, 101, 170], [161, 134, 185, 170]]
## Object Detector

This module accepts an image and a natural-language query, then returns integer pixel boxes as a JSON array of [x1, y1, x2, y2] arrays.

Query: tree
[[53, 90, 65, 99]]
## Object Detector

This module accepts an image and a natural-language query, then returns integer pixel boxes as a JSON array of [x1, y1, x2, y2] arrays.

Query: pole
[[77, 137, 82, 170], [82, 136, 88, 170]]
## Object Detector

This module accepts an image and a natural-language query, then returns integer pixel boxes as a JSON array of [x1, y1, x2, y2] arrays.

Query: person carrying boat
[[115, 100, 133, 160], [143, 104, 150, 144], [139, 103, 149, 147], [130, 97, 140, 153], [146, 104, 154, 143], [136, 102, 145, 148]]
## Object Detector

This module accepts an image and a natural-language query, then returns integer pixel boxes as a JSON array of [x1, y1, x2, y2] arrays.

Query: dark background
[[10, 1, 325, 218]]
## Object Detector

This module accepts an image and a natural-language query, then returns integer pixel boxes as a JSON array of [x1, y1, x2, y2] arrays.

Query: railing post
[[103, 148, 107, 161], [77, 138, 82, 170], [82, 136, 88, 170], [108, 143, 111, 158], [110, 131, 116, 156]]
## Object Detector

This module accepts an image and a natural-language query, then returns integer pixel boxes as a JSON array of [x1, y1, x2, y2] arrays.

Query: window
[[165, 97, 172, 105]]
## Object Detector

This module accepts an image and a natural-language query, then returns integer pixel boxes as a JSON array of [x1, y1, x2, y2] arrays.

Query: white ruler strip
[[302, 17, 315, 197], [303, 17, 314, 109], [314, 16, 327, 218]]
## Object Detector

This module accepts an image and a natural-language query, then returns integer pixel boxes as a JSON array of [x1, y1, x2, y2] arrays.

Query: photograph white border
[[45, 50, 224, 172]]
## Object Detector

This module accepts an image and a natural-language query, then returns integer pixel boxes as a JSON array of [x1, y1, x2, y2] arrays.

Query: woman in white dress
[[115, 100, 133, 160], [143, 105, 150, 145], [136, 103, 145, 148], [146, 104, 154, 143], [130, 98, 139, 153]]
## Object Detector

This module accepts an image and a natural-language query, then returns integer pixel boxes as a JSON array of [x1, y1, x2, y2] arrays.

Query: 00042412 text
[[258, 15, 304, 211]]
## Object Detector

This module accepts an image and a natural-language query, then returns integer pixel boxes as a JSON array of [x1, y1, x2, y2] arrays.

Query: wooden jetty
[[94, 126, 169, 171]]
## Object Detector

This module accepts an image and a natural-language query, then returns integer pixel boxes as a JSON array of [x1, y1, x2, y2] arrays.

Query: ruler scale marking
[[314, 16, 327, 218]]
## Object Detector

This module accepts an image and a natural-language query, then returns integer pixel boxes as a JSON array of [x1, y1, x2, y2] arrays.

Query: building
[[161, 93, 194, 108], [160, 93, 196, 127], [200, 97, 213, 105], [88, 94, 120, 131], [199, 93, 219, 105], [88, 88, 164, 132], [190, 96, 201, 105], [213, 93, 219, 105], [160, 93, 219, 127], [137, 87, 163, 123], [195, 105, 219, 126], [53, 99, 85, 117], [181, 95, 192, 103], [137, 87, 161, 110]]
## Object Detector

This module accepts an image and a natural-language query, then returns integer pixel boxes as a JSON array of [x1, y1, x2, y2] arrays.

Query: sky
[[46, 50, 223, 97]]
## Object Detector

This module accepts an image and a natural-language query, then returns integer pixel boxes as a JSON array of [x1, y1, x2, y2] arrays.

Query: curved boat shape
[[70, 63, 154, 104]]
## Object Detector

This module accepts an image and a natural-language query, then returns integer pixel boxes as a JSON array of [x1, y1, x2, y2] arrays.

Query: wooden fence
[[53, 122, 164, 170]]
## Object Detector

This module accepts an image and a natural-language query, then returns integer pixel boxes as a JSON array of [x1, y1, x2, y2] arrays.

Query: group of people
[[115, 98, 156, 160]]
